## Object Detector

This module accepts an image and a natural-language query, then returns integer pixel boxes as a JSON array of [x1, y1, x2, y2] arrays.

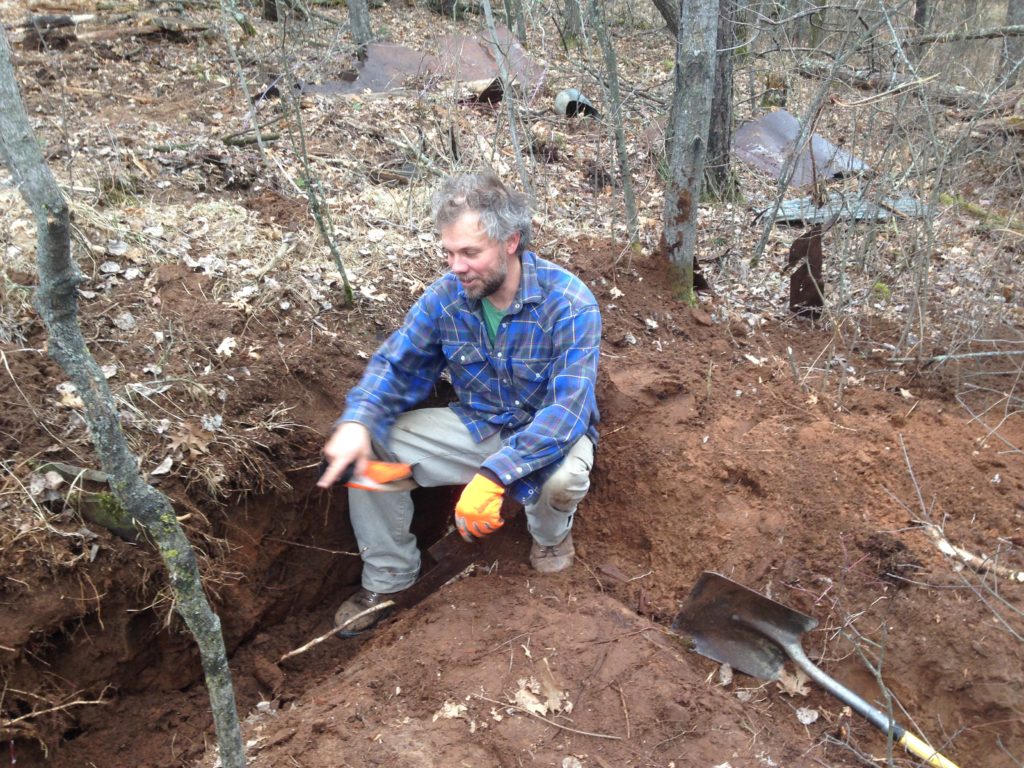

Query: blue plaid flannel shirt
[[341, 250, 601, 505]]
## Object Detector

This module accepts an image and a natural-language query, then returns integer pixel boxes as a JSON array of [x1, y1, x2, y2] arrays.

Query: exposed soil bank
[[3, 247, 1022, 767]]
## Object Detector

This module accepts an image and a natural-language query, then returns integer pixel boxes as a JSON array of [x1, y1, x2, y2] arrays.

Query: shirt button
[[516, 467, 523, 474], [505, 474, 512, 481], [497, 352, 502, 358], [514, 400, 520, 405], [460, 355, 466, 361]]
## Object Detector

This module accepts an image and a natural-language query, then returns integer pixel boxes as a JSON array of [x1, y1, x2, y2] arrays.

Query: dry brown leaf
[[168, 421, 213, 455], [776, 668, 810, 697]]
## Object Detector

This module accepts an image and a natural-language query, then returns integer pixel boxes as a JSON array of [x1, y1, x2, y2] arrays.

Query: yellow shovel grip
[[899, 731, 960, 768]]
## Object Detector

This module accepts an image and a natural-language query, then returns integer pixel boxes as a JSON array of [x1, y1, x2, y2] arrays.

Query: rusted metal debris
[[302, 42, 431, 96], [733, 110, 869, 187], [301, 26, 543, 101], [435, 28, 544, 98], [771, 193, 927, 226], [788, 225, 824, 319]]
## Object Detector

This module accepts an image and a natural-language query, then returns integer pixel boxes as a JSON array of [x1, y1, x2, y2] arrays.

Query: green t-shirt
[[480, 298, 507, 344]]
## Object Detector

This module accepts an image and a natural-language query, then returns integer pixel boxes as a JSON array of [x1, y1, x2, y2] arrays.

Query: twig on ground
[[223, 132, 280, 146], [892, 349, 1024, 366], [263, 537, 359, 556], [278, 600, 395, 662], [1, 689, 112, 728], [589, 627, 654, 645], [472, 693, 623, 739], [613, 684, 630, 739]]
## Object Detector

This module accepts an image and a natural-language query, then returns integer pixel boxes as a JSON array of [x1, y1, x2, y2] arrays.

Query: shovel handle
[[789, 641, 960, 768], [899, 731, 960, 768], [745, 617, 961, 768]]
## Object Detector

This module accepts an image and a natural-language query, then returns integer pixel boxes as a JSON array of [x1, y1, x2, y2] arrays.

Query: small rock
[[112, 311, 137, 332]]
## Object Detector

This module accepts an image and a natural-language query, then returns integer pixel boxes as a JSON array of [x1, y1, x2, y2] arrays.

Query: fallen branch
[[831, 73, 939, 107], [798, 59, 984, 108], [36, 460, 110, 484], [939, 192, 1024, 235], [919, 523, 1024, 584], [22, 15, 208, 47], [888, 349, 1024, 367], [278, 600, 395, 662], [896, 435, 1024, 584], [223, 132, 280, 146], [1, 691, 111, 729], [14, 13, 97, 29], [971, 114, 1024, 136], [220, 113, 287, 146], [903, 24, 1024, 45]]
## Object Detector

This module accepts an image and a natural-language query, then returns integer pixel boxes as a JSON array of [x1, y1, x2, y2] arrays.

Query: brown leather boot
[[334, 588, 394, 638], [529, 532, 574, 573]]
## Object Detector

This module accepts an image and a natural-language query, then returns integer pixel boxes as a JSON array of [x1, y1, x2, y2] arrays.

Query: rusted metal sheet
[[301, 27, 543, 100], [435, 27, 544, 99], [301, 42, 432, 96], [734, 110, 869, 187]]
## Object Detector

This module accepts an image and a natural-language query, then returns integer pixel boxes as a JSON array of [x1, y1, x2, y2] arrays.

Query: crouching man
[[318, 171, 600, 635]]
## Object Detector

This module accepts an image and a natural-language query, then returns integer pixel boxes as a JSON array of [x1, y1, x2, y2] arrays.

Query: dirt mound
[[3, 241, 1022, 767]]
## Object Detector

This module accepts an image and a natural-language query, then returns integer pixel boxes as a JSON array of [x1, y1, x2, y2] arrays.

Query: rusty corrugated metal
[[734, 110, 869, 187]]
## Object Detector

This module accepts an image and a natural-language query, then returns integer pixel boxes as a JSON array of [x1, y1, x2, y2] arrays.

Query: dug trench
[[3, 247, 1023, 767]]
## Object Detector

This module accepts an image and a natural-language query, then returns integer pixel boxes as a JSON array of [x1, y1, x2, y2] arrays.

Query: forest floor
[[1, 0, 1023, 766]]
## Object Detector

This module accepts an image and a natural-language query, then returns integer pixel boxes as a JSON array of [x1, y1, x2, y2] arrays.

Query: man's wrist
[[476, 467, 504, 487]]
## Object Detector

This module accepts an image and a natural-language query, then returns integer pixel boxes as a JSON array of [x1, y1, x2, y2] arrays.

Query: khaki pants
[[349, 407, 594, 593]]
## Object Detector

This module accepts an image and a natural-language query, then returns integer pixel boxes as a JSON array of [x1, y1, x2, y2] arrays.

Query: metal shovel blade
[[673, 572, 961, 768], [672, 571, 818, 681]]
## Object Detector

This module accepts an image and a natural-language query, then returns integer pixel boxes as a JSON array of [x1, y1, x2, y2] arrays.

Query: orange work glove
[[455, 473, 506, 542]]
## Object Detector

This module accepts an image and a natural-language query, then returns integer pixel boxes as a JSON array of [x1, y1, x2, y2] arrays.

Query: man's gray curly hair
[[431, 171, 532, 257]]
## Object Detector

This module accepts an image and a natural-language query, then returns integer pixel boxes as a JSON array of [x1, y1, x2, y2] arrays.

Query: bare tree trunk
[[504, 0, 527, 42], [650, 0, 679, 33], [481, 0, 532, 194], [587, 0, 639, 243], [563, 0, 583, 41], [0, 29, 246, 768], [913, 0, 931, 29], [788, 0, 809, 45], [663, 0, 718, 301], [348, 0, 373, 51], [705, 0, 738, 201], [1001, 0, 1024, 87], [798, 58, 985, 108]]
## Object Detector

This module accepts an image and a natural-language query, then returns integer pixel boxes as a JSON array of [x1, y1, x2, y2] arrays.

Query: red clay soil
[[3, 238, 1022, 768]]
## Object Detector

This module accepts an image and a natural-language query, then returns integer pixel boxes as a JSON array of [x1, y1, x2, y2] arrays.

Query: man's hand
[[455, 473, 506, 542], [318, 422, 372, 489]]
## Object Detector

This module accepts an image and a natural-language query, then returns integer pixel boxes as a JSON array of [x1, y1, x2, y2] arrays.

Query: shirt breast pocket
[[444, 343, 491, 394], [510, 356, 552, 405]]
